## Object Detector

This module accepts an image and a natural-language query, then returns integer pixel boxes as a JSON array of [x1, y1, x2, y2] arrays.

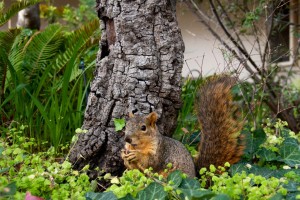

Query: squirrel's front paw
[[121, 149, 138, 169], [121, 143, 138, 162], [123, 151, 137, 162], [121, 148, 138, 162], [121, 149, 126, 159]]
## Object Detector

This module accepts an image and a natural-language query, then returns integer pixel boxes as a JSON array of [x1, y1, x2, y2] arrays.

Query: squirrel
[[121, 76, 245, 177]]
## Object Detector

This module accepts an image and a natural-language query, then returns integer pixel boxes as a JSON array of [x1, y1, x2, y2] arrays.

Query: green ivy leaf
[[256, 148, 278, 162], [247, 166, 278, 179], [137, 182, 167, 200], [286, 193, 300, 200], [85, 191, 117, 200], [0, 146, 4, 157], [213, 194, 231, 200], [0, 182, 17, 197], [230, 163, 249, 175], [230, 164, 297, 179], [179, 177, 200, 190], [243, 128, 266, 157], [231, 164, 270, 178], [0, 167, 9, 174], [180, 189, 215, 200], [269, 193, 284, 200], [167, 170, 183, 187], [119, 194, 135, 200], [284, 181, 299, 192], [280, 127, 292, 138], [113, 118, 126, 132], [279, 138, 300, 167], [231, 84, 241, 95]]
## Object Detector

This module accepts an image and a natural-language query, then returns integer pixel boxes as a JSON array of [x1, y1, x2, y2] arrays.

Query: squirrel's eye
[[141, 125, 146, 131]]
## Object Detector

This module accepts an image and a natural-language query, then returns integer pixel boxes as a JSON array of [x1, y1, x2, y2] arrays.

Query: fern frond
[[53, 19, 99, 86], [8, 29, 33, 77], [0, 0, 42, 27], [1, 29, 31, 93], [0, 29, 21, 96], [65, 18, 100, 52], [6, 24, 64, 91], [23, 24, 64, 70], [0, 29, 21, 53]]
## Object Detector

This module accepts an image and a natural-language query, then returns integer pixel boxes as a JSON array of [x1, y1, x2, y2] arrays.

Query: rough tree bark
[[69, 0, 184, 180]]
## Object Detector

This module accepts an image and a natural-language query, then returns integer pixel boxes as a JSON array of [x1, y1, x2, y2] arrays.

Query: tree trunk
[[69, 0, 184, 181], [16, 3, 40, 30]]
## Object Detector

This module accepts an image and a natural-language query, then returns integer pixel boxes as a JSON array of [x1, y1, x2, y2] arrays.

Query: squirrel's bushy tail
[[195, 76, 245, 171]]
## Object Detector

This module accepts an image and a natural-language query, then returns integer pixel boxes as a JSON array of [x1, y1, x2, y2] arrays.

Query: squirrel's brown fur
[[121, 76, 245, 177], [195, 76, 245, 172], [121, 112, 196, 177]]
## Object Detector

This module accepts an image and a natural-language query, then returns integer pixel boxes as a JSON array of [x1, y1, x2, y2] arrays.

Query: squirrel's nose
[[125, 136, 132, 144]]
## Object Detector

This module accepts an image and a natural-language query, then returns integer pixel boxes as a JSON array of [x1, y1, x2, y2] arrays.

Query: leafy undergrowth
[[0, 128, 93, 199], [90, 119, 300, 200], [1, 119, 300, 199]]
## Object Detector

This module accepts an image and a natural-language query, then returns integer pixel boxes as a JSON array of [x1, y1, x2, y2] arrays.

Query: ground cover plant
[[1, 117, 300, 199], [90, 80, 300, 200], [0, 127, 92, 199], [1, 78, 300, 199]]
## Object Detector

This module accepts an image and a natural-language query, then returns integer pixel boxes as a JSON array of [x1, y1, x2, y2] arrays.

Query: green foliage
[[86, 191, 118, 200], [1, 79, 300, 199], [0, 18, 99, 151], [168, 75, 300, 199], [105, 169, 152, 198], [224, 120, 300, 199], [137, 182, 167, 200], [242, 2, 263, 27], [0, 130, 92, 199], [174, 113, 299, 199], [114, 118, 126, 132], [0, 182, 17, 198], [62, 0, 97, 29], [213, 0, 273, 33], [40, 0, 97, 30], [173, 77, 203, 142], [233, 81, 271, 130], [242, 118, 300, 167], [202, 168, 288, 199], [232, 78, 300, 135], [98, 169, 219, 200], [2, 123, 299, 199]]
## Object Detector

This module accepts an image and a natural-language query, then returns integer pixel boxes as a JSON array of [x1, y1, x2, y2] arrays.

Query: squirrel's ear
[[129, 112, 134, 118], [146, 112, 157, 127]]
